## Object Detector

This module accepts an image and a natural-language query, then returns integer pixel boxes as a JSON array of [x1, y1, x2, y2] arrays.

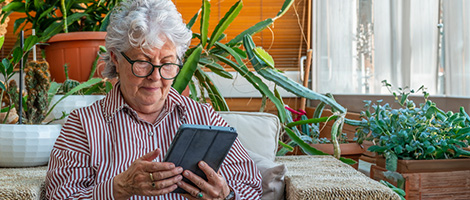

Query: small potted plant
[[354, 80, 470, 199], [0, 35, 107, 167], [0, 0, 121, 82]]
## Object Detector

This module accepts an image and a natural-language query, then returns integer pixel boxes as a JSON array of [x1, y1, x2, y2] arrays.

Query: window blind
[[1, 0, 307, 71]]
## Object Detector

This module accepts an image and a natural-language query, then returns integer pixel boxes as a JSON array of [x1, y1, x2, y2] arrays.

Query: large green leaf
[[195, 68, 229, 111], [23, 35, 39, 52], [187, 9, 200, 30], [37, 6, 55, 22], [173, 45, 203, 93], [13, 17, 26, 34], [2, 2, 25, 12], [215, 42, 287, 122], [243, 35, 346, 113], [40, 13, 86, 41], [207, 0, 243, 49], [0, 58, 7, 77], [214, 54, 287, 123], [100, 10, 112, 31], [0, 35, 4, 50], [198, 59, 233, 79], [286, 116, 338, 128], [228, 19, 273, 46], [200, 0, 210, 47], [274, 0, 294, 19]]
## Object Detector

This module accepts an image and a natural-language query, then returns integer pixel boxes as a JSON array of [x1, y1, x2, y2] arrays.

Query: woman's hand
[[113, 149, 183, 199], [178, 161, 231, 200]]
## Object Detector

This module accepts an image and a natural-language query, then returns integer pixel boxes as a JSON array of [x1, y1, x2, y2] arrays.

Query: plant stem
[[61, 0, 68, 33]]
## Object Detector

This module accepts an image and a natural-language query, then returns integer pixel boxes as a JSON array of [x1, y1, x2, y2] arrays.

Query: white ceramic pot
[[0, 124, 62, 167], [46, 95, 105, 125]]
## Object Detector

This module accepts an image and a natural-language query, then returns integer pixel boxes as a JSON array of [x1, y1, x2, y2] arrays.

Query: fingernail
[[199, 161, 206, 167], [169, 164, 175, 169], [177, 175, 183, 180], [184, 171, 190, 176], [177, 181, 182, 186], [177, 167, 183, 173]]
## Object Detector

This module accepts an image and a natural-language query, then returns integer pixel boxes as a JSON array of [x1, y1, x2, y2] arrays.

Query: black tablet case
[[163, 124, 238, 193]]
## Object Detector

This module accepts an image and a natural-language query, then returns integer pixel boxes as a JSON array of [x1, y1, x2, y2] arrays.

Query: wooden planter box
[[370, 157, 470, 200]]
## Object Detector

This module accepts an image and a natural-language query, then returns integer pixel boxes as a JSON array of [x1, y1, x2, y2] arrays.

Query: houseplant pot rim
[[47, 31, 107, 43]]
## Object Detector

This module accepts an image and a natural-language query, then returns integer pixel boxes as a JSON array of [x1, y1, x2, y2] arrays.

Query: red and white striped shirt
[[45, 83, 262, 199]]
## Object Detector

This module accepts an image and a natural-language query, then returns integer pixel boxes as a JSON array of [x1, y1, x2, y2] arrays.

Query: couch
[[0, 111, 400, 199]]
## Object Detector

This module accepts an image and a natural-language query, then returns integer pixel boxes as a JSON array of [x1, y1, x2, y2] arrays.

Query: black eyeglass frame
[[120, 52, 182, 80]]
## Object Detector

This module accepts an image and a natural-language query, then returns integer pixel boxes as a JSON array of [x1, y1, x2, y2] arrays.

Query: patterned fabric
[[45, 82, 262, 199]]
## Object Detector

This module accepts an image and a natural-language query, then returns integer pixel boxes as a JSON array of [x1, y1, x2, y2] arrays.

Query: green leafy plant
[[171, 0, 356, 164], [0, 0, 120, 42], [0, 35, 109, 124], [173, 0, 294, 114], [355, 80, 470, 169]]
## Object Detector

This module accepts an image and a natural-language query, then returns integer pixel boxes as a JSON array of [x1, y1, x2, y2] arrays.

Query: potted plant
[[0, 0, 121, 82], [167, 0, 358, 166], [354, 80, 470, 199], [0, 35, 107, 167]]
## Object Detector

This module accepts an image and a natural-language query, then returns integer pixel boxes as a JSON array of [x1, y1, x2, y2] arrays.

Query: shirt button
[[148, 132, 154, 136]]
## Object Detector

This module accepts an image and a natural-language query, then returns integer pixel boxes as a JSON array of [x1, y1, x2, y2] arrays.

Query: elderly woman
[[45, 0, 262, 199]]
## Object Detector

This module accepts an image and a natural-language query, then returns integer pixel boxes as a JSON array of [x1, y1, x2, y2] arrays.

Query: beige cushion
[[218, 111, 281, 161], [247, 150, 286, 200]]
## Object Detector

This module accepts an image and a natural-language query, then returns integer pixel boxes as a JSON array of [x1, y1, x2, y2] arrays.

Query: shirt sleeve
[[208, 108, 263, 199], [45, 110, 115, 200]]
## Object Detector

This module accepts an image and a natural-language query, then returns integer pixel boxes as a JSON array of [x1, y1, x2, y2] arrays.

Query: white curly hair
[[101, 0, 192, 78]]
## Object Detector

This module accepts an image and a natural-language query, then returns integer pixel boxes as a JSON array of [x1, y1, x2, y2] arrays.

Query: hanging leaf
[[173, 45, 203, 93], [207, 0, 243, 49], [200, 0, 210, 47], [274, 0, 294, 19], [254, 47, 274, 68], [228, 19, 273, 46], [23, 35, 39, 52], [2, 2, 25, 12], [243, 34, 346, 114], [187, 9, 200, 29]]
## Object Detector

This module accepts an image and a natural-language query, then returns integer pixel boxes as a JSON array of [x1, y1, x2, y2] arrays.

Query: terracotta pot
[[371, 157, 470, 200], [45, 32, 107, 83]]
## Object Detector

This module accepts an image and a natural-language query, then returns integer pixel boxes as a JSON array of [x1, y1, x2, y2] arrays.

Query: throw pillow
[[247, 150, 287, 200]]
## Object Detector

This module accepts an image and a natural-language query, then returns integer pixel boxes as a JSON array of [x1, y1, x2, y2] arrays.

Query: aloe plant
[[173, 0, 294, 113], [242, 34, 356, 164], [171, 0, 357, 164]]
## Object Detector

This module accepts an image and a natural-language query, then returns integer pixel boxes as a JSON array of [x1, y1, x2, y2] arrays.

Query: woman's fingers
[[141, 148, 161, 161], [179, 161, 229, 199], [147, 174, 183, 195], [177, 180, 204, 200], [149, 166, 183, 181]]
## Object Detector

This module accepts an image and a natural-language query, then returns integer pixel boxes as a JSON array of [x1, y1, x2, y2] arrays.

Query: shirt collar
[[102, 81, 187, 123]]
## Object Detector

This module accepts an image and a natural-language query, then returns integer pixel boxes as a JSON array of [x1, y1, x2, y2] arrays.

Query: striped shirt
[[45, 83, 262, 199]]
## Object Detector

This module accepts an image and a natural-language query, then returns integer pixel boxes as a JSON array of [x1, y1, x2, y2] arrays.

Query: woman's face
[[113, 42, 177, 115]]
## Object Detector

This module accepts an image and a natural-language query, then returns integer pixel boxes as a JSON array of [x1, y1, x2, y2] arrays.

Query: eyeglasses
[[120, 52, 182, 80]]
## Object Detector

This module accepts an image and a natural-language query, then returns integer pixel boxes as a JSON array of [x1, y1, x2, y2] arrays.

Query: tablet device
[[163, 124, 238, 193]]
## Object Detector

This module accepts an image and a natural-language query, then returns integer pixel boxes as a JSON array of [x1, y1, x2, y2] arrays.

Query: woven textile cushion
[[217, 111, 281, 161]]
